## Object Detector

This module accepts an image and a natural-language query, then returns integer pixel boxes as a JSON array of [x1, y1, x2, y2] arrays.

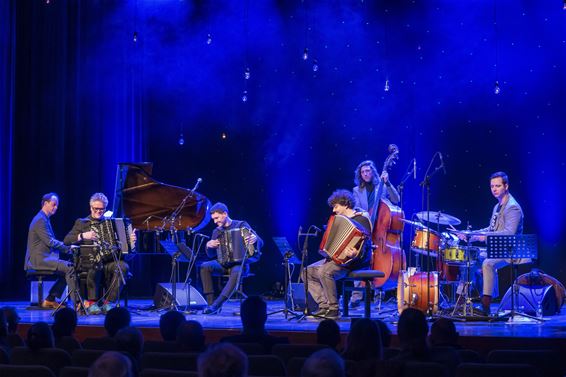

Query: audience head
[[88, 351, 133, 377], [397, 308, 429, 348], [159, 310, 186, 341], [104, 307, 131, 337], [198, 342, 248, 377], [2, 306, 20, 334], [0, 310, 7, 338], [240, 296, 267, 332], [430, 318, 459, 347], [27, 321, 54, 351], [316, 319, 341, 350], [177, 320, 206, 352], [52, 307, 77, 338], [115, 326, 144, 362], [342, 318, 382, 361], [301, 349, 345, 377], [373, 319, 392, 348]]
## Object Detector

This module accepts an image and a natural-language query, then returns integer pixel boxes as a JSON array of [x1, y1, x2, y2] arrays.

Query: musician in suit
[[24, 193, 77, 308], [459, 172, 526, 315], [304, 189, 372, 319], [350, 160, 400, 308], [200, 202, 263, 314], [64, 193, 131, 314]]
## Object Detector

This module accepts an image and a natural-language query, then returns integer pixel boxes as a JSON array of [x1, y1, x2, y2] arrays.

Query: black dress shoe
[[308, 308, 328, 317], [324, 310, 340, 319]]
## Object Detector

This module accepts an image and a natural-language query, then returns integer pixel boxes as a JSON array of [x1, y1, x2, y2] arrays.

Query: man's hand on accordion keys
[[80, 230, 97, 241], [344, 246, 359, 258], [244, 233, 257, 245], [207, 239, 220, 249]]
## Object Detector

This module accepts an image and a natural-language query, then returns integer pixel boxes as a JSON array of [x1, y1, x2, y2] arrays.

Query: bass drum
[[397, 270, 439, 314]]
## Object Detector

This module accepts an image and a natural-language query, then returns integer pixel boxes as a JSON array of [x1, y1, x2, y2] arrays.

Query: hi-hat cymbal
[[400, 219, 428, 228], [447, 229, 490, 236], [415, 211, 461, 226]]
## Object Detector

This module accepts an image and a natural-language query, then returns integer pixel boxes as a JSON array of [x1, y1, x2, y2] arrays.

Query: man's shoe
[[87, 303, 102, 315], [324, 310, 340, 319], [41, 299, 61, 309], [202, 304, 222, 315]]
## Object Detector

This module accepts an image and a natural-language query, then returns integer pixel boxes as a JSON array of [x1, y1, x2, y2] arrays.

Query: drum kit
[[397, 211, 489, 317]]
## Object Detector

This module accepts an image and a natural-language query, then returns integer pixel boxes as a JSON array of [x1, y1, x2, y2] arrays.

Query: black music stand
[[268, 237, 301, 320], [53, 246, 89, 316], [161, 240, 192, 311], [487, 234, 542, 323]]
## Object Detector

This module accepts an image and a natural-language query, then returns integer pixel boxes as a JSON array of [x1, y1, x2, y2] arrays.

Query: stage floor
[[4, 297, 566, 341]]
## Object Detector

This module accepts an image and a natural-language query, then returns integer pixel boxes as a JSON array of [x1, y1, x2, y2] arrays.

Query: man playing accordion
[[303, 189, 372, 319]]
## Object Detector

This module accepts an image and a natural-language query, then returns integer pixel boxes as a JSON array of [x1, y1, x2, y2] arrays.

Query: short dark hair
[[198, 342, 248, 377], [27, 321, 54, 351], [52, 307, 77, 338], [430, 318, 459, 346], [240, 295, 267, 331], [316, 319, 341, 349], [177, 320, 205, 352], [490, 171, 509, 185], [159, 310, 186, 341], [1, 306, 19, 334], [104, 307, 131, 337], [327, 189, 355, 209], [41, 192, 59, 206], [397, 308, 428, 345], [210, 202, 229, 214]]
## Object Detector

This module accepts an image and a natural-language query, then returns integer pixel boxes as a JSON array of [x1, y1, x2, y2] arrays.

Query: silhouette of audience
[[88, 350, 133, 377], [2, 306, 24, 347], [105, 307, 132, 337], [342, 318, 382, 361], [198, 342, 248, 377], [302, 348, 345, 377], [429, 318, 460, 348], [220, 295, 288, 353], [159, 310, 186, 341], [52, 307, 81, 352], [0, 310, 8, 352], [27, 321, 54, 351], [316, 319, 341, 351], [177, 320, 206, 352], [373, 319, 391, 348], [115, 326, 144, 370]]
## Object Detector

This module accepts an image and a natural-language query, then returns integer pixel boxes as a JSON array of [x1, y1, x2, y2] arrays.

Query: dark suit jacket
[[24, 210, 69, 271]]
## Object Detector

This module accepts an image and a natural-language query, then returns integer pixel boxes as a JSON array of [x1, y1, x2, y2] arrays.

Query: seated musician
[[200, 202, 263, 314], [64, 193, 132, 314], [459, 172, 527, 315], [303, 189, 372, 319]]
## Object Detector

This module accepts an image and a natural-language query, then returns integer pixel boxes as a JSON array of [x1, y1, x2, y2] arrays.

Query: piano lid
[[112, 162, 210, 231]]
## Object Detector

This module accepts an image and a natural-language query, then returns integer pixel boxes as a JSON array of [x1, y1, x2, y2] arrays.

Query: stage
[[4, 297, 566, 357]]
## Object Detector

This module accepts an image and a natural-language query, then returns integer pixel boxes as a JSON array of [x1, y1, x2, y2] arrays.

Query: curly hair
[[327, 189, 355, 209], [353, 160, 379, 188]]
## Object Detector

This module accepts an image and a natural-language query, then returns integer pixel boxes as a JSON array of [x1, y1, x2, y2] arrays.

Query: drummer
[[456, 171, 527, 316]]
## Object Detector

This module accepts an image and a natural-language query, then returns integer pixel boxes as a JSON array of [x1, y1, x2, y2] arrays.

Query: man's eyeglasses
[[91, 207, 106, 212]]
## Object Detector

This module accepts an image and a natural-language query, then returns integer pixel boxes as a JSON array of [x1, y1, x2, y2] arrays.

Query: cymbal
[[447, 229, 490, 236], [415, 211, 461, 226], [400, 219, 428, 228]]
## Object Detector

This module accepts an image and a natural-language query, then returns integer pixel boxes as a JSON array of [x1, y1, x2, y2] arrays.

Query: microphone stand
[[419, 152, 444, 317], [397, 158, 415, 272], [296, 226, 322, 322]]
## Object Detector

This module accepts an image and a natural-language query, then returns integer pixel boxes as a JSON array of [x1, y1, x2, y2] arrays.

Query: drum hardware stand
[[448, 245, 481, 319], [267, 251, 301, 320], [53, 246, 89, 316], [296, 226, 325, 322], [488, 235, 542, 323]]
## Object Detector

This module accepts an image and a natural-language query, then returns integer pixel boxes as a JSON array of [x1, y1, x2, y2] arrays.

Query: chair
[[0, 364, 56, 377], [6, 333, 25, 348], [286, 357, 307, 377], [248, 355, 286, 376], [10, 347, 72, 375], [71, 349, 106, 367], [341, 270, 385, 318], [271, 344, 328, 364], [81, 337, 118, 350], [487, 349, 561, 377], [383, 347, 401, 360], [213, 271, 255, 301], [403, 362, 448, 377], [231, 342, 266, 355], [457, 349, 483, 363], [26, 269, 57, 309], [456, 362, 539, 377], [143, 340, 180, 353], [0, 346, 8, 364], [141, 369, 198, 377], [59, 366, 90, 377], [141, 352, 199, 371]]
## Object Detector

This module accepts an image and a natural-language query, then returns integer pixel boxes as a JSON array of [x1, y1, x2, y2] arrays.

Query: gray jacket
[[24, 210, 69, 271]]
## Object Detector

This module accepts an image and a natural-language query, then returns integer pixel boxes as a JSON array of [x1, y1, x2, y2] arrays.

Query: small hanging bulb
[[206, 33, 212, 45], [178, 133, 185, 146], [221, 132, 227, 140], [312, 60, 319, 72], [46, 0, 50, 4], [563, 0, 566, 10], [302, 48, 309, 61], [384, 79, 390, 92], [244, 67, 251, 80], [133, 32, 138, 43], [494, 80, 501, 95], [241, 90, 248, 102]]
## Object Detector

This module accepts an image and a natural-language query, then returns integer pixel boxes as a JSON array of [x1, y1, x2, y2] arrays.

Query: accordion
[[217, 227, 260, 268], [90, 218, 136, 263], [319, 214, 369, 266]]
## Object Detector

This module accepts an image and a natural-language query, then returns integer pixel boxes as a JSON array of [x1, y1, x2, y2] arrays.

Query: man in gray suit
[[24, 193, 77, 308], [467, 172, 526, 315]]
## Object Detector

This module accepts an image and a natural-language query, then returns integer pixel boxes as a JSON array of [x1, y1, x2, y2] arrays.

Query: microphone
[[191, 178, 203, 192], [413, 158, 416, 180], [439, 153, 447, 174]]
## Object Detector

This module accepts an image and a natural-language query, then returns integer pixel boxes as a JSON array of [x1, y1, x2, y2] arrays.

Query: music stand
[[53, 246, 89, 316], [268, 237, 301, 319], [487, 234, 542, 323], [161, 240, 192, 311]]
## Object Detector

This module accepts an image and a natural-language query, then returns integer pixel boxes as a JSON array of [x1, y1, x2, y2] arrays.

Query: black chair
[[141, 369, 199, 377], [286, 357, 307, 377], [26, 269, 57, 309], [487, 349, 561, 377], [141, 352, 199, 371], [0, 346, 8, 364], [231, 342, 266, 355], [456, 362, 540, 377], [81, 337, 118, 350], [248, 355, 286, 376], [56, 336, 83, 354], [403, 362, 448, 377], [143, 340, 180, 353], [457, 349, 483, 363], [341, 270, 385, 318], [383, 347, 401, 360], [0, 364, 56, 377], [71, 349, 106, 367], [6, 333, 25, 348], [213, 272, 255, 301], [10, 347, 72, 375], [271, 344, 328, 364], [59, 366, 90, 377]]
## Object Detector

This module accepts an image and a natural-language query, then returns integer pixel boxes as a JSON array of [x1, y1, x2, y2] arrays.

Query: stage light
[[312, 60, 319, 72], [302, 48, 309, 61], [494, 81, 501, 95], [384, 79, 390, 92], [241, 90, 248, 102], [133, 32, 138, 43], [221, 132, 227, 140], [563, 0, 566, 10], [244, 67, 251, 80], [178, 133, 184, 146], [207, 33, 212, 45]]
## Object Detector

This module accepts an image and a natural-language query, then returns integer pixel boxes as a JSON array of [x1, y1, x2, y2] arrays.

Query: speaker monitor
[[499, 284, 557, 316], [153, 283, 207, 309], [286, 283, 318, 312]]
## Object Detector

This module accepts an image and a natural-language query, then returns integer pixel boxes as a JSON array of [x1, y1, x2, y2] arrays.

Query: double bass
[[371, 145, 406, 290]]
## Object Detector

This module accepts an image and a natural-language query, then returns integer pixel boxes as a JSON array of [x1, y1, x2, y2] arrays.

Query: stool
[[341, 270, 385, 318], [26, 269, 57, 309], [213, 272, 255, 301]]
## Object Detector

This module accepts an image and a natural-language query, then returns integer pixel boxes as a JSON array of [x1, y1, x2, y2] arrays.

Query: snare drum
[[443, 247, 466, 264], [397, 270, 439, 314], [411, 229, 440, 254]]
